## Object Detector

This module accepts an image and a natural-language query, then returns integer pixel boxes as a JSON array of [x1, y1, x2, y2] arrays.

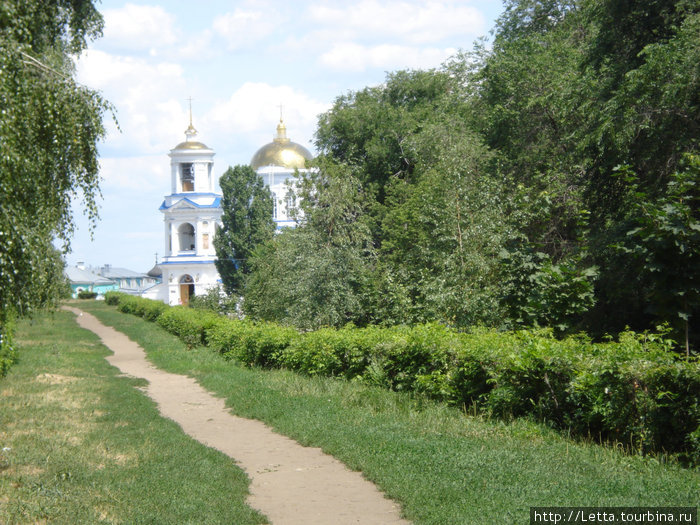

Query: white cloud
[[101, 3, 178, 52], [177, 29, 216, 60], [319, 43, 457, 72], [76, 49, 188, 154], [308, 1, 485, 44], [204, 82, 329, 155], [212, 9, 278, 50]]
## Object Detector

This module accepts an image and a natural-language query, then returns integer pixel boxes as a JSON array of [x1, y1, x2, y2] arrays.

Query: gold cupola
[[250, 118, 312, 170]]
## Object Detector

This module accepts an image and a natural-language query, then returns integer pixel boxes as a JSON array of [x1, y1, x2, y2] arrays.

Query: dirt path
[[64, 307, 410, 525]]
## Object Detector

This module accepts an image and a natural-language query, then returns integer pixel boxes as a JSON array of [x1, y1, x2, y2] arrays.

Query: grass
[[76, 300, 700, 525], [0, 308, 267, 525]]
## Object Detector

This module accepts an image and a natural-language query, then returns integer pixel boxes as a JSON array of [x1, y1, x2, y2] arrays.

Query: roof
[[65, 267, 116, 285], [172, 140, 211, 151], [147, 264, 163, 278], [250, 120, 313, 170], [159, 196, 222, 211], [99, 267, 149, 279]]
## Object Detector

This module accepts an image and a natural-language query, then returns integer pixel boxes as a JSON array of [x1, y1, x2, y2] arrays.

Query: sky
[[67, 0, 506, 273]]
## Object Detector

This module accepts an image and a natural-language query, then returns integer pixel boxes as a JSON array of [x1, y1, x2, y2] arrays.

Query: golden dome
[[173, 140, 210, 151], [250, 120, 312, 170]]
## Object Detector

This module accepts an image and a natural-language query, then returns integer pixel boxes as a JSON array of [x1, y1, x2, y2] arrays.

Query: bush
[[105, 295, 700, 462], [104, 291, 124, 305], [115, 295, 168, 322], [77, 290, 98, 299], [189, 285, 238, 315], [208, 319, 299, 368], [281, 325, 397, 379], [156, 307, 221, 348]]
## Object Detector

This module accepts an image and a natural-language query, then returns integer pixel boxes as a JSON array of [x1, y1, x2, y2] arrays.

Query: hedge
[[103, 292, 700, 463], [156, 307, 222, 348]]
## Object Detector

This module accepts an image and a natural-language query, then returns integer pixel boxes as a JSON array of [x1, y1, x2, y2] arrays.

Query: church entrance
[[179, 274, 195, 305]]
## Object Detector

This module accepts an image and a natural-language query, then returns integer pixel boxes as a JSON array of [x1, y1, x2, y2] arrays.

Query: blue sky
[[68, 0, 505, 272]]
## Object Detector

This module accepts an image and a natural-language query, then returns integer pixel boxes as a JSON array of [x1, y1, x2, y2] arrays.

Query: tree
[[0, 0, 110, 374], [314, 69, 455, 242], [467, 0, 699, 339], [214, 165, 275, 295], [243, 161, 375, 329], [378, 116, 508, 327], [615, 156, 700, 355]]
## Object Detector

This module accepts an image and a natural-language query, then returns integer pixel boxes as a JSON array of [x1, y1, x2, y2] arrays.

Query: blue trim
[[170, 192, 220, 198], [159, 196, 221, 211], [160, 260, 218, 265]]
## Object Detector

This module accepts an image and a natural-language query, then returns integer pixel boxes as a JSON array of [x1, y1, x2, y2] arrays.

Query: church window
[[178, 223, 195, 251], [272, 192, 278, 219], [202, 233, 209, 249], [181, 163, 194, 192]]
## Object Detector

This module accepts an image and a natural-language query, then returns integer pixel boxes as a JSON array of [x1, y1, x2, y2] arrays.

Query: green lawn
[[76, 301, 699, 524], [0, 308, 267, 524]]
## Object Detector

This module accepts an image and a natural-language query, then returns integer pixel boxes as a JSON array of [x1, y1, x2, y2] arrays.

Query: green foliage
[[282, 325, 394, 379], [109, 298, 700, 461], [104, 291, 124, 305], [81, 301, 700, 523], [377, 117, 508, 327], [207, 319, 299, 368], [214, 165, 275, 294], [116, 295, 168, 322], [500, 246, 597, 332], [77, 290, 97, 299], [615, 156, 700, 353], [244, 162, 375, 329], [0, 1, 110, 370], [156, 307, 221, 348], [189, 285, 238, 316], [463, 0, 700, 344], [0, 311, 16, 378]]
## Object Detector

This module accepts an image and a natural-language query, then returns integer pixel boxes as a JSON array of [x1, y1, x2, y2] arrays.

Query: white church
[[143, 114, 313, 306]]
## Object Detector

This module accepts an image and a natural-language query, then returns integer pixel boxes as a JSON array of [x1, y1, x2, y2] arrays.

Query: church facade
[[143, 115, 312, 306]]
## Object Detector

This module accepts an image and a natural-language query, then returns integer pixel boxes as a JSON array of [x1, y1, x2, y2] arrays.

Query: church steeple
[[172, 99, 210, 152], [169, 102, 215, 194], [184, 96, 198, 142]]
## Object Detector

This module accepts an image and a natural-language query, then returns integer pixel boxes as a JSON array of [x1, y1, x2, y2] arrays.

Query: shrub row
[[104, 292, 700, 463]]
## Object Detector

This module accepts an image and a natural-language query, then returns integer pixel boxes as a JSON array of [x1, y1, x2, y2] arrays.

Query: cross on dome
[[185, 96, 197, 141]]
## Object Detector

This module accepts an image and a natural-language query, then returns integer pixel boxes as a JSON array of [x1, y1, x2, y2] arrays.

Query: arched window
[[180, 163, 194, 192], [178, 223, 195, 251]]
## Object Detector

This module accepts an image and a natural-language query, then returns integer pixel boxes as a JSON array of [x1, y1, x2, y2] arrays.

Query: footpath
[[64, 306, 409, 525]]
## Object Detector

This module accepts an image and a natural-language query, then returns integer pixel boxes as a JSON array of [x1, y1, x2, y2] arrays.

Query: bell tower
[[143, 109, 223, 306]]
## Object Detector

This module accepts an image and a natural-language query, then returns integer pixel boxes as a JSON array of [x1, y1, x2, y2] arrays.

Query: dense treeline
[[220, 0, 700, 352]]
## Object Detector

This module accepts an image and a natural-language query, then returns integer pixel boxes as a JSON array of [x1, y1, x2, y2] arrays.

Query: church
[[143, 113, 313, 306]]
